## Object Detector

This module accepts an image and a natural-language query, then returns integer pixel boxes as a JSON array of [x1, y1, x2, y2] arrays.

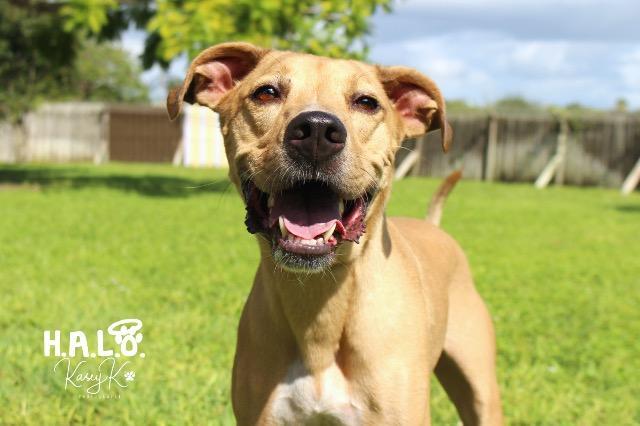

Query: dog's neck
[[256, 205, 389, 373]]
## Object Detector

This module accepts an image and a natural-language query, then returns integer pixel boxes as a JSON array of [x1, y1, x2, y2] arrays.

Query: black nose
[[284, 111, 346, 163]]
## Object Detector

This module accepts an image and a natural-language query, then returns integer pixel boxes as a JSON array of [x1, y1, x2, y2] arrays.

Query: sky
[[120, 0, 640, 109]]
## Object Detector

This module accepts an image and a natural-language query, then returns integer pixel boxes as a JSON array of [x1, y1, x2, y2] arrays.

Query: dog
[[167, 42, 503, 425]]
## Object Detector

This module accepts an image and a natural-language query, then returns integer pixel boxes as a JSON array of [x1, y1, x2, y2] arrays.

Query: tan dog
[[168, 42, 503, 425]]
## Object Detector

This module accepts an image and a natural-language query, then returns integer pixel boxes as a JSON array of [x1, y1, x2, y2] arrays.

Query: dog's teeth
[[278, 216, 288, 237], [316, 237, 324, 244], [301, 239, 316, 246], [268, 195, 275, 209], [322, 223, 336, 241], [338, 200, 344, 216]]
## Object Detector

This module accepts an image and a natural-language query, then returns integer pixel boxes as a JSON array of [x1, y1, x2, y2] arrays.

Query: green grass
[[1, 163, 639, 425]]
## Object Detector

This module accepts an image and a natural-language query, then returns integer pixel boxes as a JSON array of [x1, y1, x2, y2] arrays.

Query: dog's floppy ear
[[378, 66, 453, 152], [167, 42, 267, 120]]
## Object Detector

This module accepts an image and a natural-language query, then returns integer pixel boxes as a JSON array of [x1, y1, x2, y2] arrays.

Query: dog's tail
[[426, 170, 462, 227]]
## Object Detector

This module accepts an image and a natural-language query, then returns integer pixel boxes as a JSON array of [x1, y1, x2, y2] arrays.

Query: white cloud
[[368, 0, 640, 109], [377, 0, 640, 42], [426, 57, 467, 79], [510, 42, 571, 75], [619, 49, 640, 89], [370, 31, 638, 108], [618, 49, 640, 105]]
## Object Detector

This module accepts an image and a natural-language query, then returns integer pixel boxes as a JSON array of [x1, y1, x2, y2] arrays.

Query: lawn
[[1, 163, 639, 425]]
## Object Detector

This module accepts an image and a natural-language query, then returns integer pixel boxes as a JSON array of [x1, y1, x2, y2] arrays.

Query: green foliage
[[0, 1, 78, 121], [0, 2, 148, 121], [1, 0, 391, 119], [492, 95, 543, 113], [0, 163, 639, 424], [60, 0, 118, 34], [74, 40, 149, 103], [150, 0, 392, 62], [455, 97, 636, 117], [564, 102, 597, 113], [60, 0, 393, 68], [445, 99, 484, 113], [615, 98, 628, 112]]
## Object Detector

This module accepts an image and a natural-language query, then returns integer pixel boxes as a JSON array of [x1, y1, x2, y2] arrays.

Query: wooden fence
[[0, 103, 108, 163], [109, 105, 182, 163], [0, 103, 181, 164], [1, 103, 639, 189], [398, 112, 640, 187], [0, 121, 21, 163]]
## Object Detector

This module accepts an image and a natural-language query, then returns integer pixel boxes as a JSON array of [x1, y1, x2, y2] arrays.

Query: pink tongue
[[283, 218, 337, 240], [270, 185, 341, 240]]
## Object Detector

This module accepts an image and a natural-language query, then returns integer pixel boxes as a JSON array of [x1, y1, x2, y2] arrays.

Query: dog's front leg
[[232, 278, 297, 425]]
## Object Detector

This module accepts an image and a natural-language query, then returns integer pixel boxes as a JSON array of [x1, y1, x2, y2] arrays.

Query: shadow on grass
[[0, 165, 231, 197], [615, 204, 640, 214]]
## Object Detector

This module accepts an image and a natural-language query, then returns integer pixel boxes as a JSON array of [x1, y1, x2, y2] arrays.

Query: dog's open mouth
[[242, 180, 371, 269]]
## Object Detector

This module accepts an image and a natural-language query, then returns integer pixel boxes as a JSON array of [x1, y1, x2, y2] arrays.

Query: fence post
[[621, 157, 640, 195], [410, 137, 424, 177], [553, 118, 569, 185], [613, 114, 627, 185], [484, 114, 498, 181], [94, 106, 110, 164], [16, 117, 28, 162], [535, 116, 569, 189], [394, 139, 420, 180], [394, 137, 426, 180], [172, 139, 184, 166]]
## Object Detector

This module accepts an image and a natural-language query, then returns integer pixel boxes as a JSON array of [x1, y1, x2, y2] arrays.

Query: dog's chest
[[270, 359, 363, 425]]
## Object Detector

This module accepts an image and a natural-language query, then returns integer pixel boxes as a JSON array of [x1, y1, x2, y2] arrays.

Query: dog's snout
[[284, 111, 346, 163]]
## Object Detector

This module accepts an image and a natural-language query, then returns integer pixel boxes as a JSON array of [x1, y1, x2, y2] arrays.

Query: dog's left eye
[[252, 85, 281, 103], [354, 95, 380, 112]]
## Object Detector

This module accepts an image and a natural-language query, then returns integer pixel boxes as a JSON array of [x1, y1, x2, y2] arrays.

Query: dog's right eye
[[353, 95, 380, 113], [251, 85, 281, 103]]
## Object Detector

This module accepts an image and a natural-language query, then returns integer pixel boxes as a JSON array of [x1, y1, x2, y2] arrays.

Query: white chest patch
[[270, 359, 364, 425]]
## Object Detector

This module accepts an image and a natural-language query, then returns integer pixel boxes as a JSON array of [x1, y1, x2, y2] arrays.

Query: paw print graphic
[[124, 371, 136, 382], [108, 319, 143, 356]]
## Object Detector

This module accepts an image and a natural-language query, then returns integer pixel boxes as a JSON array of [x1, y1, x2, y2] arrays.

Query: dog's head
[[168, 42, 452, 272]]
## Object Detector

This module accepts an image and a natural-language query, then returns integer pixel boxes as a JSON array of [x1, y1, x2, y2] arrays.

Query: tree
[[0, 1, 148, 121], [74, 40, 149, 103], [615, 98, 628, 113], [445, 99, 482, 113], [492, 96, 542, 113], [0, 1, 77, 121], [1, 0, 391, 120], [60, 0, 394, 69]]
